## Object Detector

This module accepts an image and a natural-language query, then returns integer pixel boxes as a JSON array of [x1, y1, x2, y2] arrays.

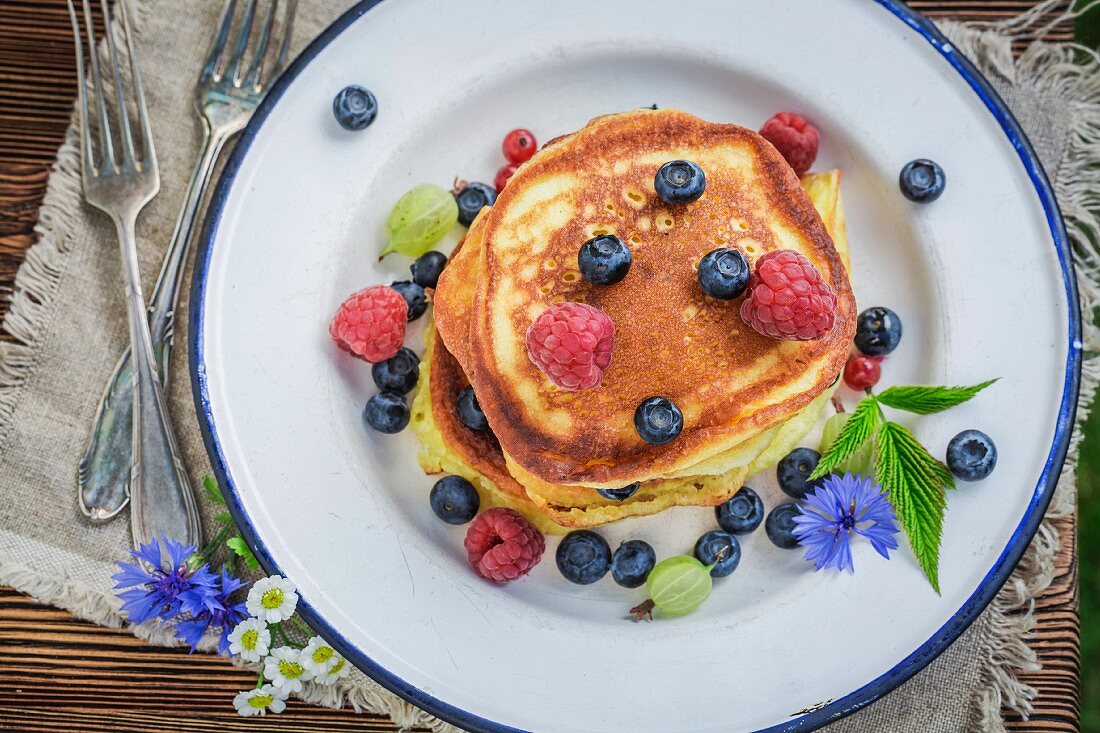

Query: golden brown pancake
[[451, 109, 854, 488]]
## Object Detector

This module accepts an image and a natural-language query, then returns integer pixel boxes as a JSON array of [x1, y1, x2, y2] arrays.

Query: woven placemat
[[0, 1, 1093, 730]]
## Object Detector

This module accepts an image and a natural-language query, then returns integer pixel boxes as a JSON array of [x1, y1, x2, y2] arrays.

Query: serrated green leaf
[[214, 512, 232, 525], [203, 476, 225, 505], [809, 397, 883, 480], [875, 421, 951, 593], [875, 380, 997, 415], [227, 535, 260, 569]]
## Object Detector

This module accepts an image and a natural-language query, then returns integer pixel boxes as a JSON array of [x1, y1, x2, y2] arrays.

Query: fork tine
[[117, 0, 155, 172], [67, 0, 96, 181], [98, 0, 136, 169], [224, 0, 258, 85], [81, 0, 114, 171], [202, 0, 237, 83], [270, 0, 297, 80], [242, 0, 278, 89]]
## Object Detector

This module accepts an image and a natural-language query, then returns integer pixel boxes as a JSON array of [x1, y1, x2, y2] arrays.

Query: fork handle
[[79, 127, 229, 522], [113, 213, 202, 550]]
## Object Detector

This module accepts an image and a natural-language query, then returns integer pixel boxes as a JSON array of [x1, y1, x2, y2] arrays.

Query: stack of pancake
[[411, 109, 855, 533]]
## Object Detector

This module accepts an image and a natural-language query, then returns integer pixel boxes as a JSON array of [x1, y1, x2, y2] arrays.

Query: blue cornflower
[[792, 473, 900, 573], [175, 568, 250, 654], [112, 538, 217, 624]]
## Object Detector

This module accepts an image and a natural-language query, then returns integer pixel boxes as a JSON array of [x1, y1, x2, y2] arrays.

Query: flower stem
[[272, 622, 303, 649], [255, 670, 264, 689], [199, 523, 235, 562], [289, 615, 314, 635], [629, 599, 655, 622]]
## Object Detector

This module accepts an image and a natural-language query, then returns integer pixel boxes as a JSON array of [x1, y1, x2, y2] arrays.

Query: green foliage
[[810, 378, 994, 592], [203, 475, 225, 505], [875, 421, 954, 593], [809, 397, 883, 480], [227, 535, 260, 570], [1077, 352, 1100, 731], [875, 380, 997, 415]]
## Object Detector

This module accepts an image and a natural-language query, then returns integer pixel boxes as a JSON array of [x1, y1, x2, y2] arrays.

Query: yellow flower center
[[279, 659, 304, 679], [330, 658, 346, 675], [312, 646, 334, 665], [261, 588, 284, 609], [249, 693, 274, 709], [241, 629, 259, 650]]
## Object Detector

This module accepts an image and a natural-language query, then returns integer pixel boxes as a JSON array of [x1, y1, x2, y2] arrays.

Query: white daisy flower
[[246, 575, 298, 623], [300, 635, 339, 676], [227, 618, 270, 662], [313, 653, 351, 685], [264, 645, 314, 694], [233, 684, 287, 717]]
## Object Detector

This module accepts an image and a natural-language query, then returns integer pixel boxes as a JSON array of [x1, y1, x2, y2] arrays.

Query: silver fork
[[78, 0, 297, 523], [68, 0, 200, 549]]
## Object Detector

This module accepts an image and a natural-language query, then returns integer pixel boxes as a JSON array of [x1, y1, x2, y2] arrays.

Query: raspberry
[[526, 302, 615, 390], [328, 285, 408, 363], [739, 250, 837, 341], [464, 508, 545, 583], [759, 112, 819, 176]]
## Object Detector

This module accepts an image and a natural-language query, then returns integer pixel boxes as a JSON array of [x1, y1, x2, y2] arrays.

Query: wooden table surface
[[0, 1, 1079, 731]]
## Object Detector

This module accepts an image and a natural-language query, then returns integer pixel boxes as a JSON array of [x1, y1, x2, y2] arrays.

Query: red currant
[[494, 163, 518, 192], [843, 353, 881, 391], [502, 128, 537, 164]]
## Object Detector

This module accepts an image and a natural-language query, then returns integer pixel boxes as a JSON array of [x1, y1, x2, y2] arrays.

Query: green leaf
[[875, 421, 953, 593], [809, 397, 883, 480], [203, 476, 225, 505], [214, 512, 232, 525], [875, 380, 997, 415], [227, 535, 260, 569]]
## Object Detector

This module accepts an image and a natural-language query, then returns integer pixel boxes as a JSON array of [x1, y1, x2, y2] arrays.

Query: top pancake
[[441, 109, 856, 487]]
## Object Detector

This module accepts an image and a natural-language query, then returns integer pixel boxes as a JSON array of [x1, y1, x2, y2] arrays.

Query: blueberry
[[457, 386, 489, 431], [578, 234, 632, 286], [611, 540, 656, 588], [854, 306, 902, 356], [634, 397, 683, 445], [899, 159, 945, 203], [597, 482, 640, 501], [332, 85, 378, 131], [556, 530, 612, 585], [363, 392, 409, 434], [410, 251, 448, 289], [697, 247, 750, 300], [694, 530, 741, 578], [429, 475, 480, 525], [455, 182, 497, 227], [371, 347, 420, 394], [654, 160, 706, 204], [766, 503, 802, 549], [946, 429, 997, 482], [777, 447, 822, 499], [715, 487, 765, 535], [390, 280, 428, 321]]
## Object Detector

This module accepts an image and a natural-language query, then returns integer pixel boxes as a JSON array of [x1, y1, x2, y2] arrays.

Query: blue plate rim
[[188, 2, 1081, 731]]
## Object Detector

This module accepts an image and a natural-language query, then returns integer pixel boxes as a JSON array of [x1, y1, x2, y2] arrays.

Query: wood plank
[[0, 1, 1080, 731]]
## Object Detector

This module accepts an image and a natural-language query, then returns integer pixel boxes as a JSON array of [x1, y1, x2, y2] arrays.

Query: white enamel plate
[[191, 1, 1078, 731]]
